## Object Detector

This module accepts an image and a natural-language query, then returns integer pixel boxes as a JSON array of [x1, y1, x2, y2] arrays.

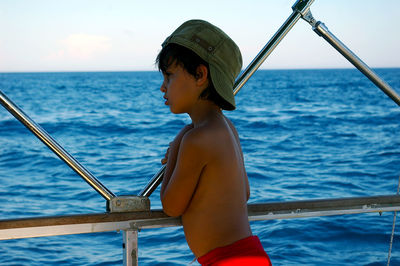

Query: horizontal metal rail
[[1, 195, 399, 240], [0, 90, 116, 201]]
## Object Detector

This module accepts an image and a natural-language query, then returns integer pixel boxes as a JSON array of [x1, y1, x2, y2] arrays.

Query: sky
[[0, 0, 399, 72]]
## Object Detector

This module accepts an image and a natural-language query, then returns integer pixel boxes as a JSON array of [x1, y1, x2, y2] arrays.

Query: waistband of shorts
[[197, 235, 266, 264]]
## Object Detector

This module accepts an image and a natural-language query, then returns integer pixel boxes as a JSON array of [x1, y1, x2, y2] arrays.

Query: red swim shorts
[[197, 235, 272, 266]]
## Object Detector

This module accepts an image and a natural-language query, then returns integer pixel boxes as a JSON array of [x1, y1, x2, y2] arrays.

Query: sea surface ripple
[[0, 69, 399, 265]]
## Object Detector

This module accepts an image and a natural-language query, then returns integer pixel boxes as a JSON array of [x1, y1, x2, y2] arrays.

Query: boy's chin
[[169, 107, 185, 115], [170, 109, 183, 114], [168, 103, 189, 114]]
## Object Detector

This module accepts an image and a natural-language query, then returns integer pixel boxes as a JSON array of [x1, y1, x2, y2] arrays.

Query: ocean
[[0, 68, 399, 265]]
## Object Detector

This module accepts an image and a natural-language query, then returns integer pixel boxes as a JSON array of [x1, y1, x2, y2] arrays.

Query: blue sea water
[[0, 68, 399, 265]]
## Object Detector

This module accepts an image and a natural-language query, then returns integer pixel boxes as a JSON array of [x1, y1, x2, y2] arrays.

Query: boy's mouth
[[163, 96, 169, 105]]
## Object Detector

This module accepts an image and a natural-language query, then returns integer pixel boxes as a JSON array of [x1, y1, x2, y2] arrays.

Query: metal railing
[[1, 195, 400, 241], [1, 195, 400, 265], [301, 7, 400, 106], [0, 91, 115, 201]]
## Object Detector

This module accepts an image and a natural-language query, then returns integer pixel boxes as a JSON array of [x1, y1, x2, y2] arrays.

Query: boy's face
[[160, 61, 201, 114]]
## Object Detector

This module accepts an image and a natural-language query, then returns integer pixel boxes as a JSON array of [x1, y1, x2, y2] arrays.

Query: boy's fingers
[[161, 147, 170, 165]]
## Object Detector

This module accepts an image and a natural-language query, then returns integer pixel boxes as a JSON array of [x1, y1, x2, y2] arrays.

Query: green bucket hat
[[162, 19, 242, 110]]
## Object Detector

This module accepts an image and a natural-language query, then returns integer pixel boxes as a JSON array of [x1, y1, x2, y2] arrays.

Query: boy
[[157, 20, 271, 265]]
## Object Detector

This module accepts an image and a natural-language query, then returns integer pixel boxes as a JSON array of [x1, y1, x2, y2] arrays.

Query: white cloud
[[46, 33, 111, 61]]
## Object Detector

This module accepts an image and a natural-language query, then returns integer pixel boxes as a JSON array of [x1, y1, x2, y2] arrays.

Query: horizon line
[[1, 66, 399, 74]]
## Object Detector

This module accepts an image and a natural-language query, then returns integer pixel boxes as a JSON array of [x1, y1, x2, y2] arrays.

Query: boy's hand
[[161, 145, 170, 165]]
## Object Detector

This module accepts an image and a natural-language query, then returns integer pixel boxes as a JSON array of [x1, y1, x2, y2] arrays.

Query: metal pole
[[234, 0, 315, 95], [0, 90, 116, 201], [312, 22, 400, 106], [138, 165, 165, 197], [139, 0, 316, 197], [123, 229, 138, 266]]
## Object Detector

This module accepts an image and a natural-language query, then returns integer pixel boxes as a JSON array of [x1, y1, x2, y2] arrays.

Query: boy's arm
[[160, 124, 193, 201], [161, 129, 206, 217]]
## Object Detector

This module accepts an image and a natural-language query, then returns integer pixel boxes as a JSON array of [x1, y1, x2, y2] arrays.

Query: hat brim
[[210, 64, 236, 110]]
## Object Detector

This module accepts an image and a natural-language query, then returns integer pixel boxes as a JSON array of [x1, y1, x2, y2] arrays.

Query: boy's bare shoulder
[[181, 124, 215, 151], [184, 119, 228, 146], [181, 117, 236, 164]]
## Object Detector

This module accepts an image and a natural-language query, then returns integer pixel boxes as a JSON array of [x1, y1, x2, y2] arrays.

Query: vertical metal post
[[123, 229, 138, 266]]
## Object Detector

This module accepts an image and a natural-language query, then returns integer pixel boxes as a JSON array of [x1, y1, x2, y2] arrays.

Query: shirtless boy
[[157, 20, 271, 265]]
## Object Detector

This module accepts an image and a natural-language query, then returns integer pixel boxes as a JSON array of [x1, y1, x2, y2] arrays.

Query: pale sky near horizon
[[0, 0, 399, 72]]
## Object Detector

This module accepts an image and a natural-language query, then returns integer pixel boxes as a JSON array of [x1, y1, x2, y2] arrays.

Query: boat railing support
[[1, 194, 400, 266], [2, 195, 399, 239], [0, 90, 152, 213], [123, 229, 139, 266], [0, 83, 154, 212], [300, 8, 400, 106], [0, 90, 116, 201]]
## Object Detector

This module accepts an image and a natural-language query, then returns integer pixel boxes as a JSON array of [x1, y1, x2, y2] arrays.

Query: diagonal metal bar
[[0, 90, 116, 201], [313, 22, 400, 106], [300, 10, 400, 107]]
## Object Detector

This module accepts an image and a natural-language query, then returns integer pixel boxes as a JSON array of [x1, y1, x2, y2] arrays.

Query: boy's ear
[[195, 65, 209, 87]]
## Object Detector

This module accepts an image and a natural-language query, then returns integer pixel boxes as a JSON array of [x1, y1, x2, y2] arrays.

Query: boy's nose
[[160, 83, 167, 92]]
